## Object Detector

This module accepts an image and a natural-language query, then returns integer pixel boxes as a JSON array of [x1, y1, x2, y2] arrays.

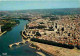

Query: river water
[[0, 19, 49, 56]]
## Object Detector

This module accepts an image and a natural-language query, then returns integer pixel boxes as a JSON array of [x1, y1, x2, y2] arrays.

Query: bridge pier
[[9, 44, 13, 48], [9, 42, 25, 48]]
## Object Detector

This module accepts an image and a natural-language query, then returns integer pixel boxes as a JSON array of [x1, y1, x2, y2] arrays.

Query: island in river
[[0, 19, 20, 36]]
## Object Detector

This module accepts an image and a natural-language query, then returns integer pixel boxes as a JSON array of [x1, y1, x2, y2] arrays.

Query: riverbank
[[21, 31, 50, 56], [1, 19, 20, 32], [0, 31, 7, 36], [36, 51, 46, 56], [29, 41, 52, 56], [0, 24, 19, 37], [21, 28, 80, 56], [30, 41, 80, 56], [21, 30, 53, 56]]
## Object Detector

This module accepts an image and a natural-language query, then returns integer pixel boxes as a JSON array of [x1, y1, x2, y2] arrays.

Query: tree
[[35, 32, 41, 36]]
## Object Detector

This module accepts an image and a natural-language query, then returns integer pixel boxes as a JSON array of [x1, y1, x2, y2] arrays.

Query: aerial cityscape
[[0, 0, 80, 56]]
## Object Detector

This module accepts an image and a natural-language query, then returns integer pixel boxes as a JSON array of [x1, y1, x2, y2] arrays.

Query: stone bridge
[[9, 41, 25, 48]]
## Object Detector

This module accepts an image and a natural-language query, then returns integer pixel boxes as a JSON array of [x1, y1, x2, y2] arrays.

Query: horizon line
[[0, 7, 80, 11]]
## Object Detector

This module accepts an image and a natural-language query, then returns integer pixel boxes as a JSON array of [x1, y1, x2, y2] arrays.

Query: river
[[0, 19, 49, 56]]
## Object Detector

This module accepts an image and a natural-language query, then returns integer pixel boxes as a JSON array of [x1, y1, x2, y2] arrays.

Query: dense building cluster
[[23, 15, 80, 47]]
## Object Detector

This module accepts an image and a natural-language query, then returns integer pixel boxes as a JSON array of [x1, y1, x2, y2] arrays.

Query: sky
[[0, 0, 80, 11]]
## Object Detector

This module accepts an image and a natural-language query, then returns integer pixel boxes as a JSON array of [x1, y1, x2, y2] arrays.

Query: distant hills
[[0, 8, 80, 16], [9, 8, 80, 15]]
